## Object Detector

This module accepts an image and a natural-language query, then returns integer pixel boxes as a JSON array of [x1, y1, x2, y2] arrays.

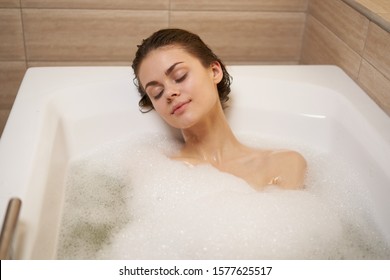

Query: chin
[[165, 114, 198, 130], [172, 123, 194, 130], [171, 119, 198, 130]]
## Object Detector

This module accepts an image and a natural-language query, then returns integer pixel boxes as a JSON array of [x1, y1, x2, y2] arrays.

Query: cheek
[[152, 100, 175, 124], [184, 78, 207, 99], [152, 101, 166, 116]]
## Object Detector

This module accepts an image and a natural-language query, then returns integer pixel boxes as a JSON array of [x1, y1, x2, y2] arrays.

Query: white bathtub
[[0, 65, 389, 259]]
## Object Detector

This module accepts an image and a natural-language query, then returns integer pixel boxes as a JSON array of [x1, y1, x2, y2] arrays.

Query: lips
[[171, 100, 191, 115]]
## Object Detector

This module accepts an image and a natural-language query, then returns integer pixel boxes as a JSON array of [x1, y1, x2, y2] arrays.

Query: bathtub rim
[[1, 65, 390, 259]]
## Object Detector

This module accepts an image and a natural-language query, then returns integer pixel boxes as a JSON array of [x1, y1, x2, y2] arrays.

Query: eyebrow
[[144, 61, 184, 91]]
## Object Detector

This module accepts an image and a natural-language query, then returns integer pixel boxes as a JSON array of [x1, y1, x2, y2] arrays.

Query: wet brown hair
[[132, 28, 232, 112]]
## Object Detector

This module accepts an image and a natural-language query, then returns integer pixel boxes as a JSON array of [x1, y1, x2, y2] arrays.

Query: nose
[[166, 84, 180, 102]]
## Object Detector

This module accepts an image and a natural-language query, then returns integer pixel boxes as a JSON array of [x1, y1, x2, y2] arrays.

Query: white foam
[[56, 133, 390, 259]]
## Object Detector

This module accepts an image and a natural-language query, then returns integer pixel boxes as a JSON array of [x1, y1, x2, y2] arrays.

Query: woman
[[132, 28, 306, 189]]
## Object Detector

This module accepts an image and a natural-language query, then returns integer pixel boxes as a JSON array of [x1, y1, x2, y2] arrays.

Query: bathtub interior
[[0, 65, 389, 259]]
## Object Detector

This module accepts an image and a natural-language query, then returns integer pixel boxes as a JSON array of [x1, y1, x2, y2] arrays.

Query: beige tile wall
[[355, 0, 390, 28], [170, 0, 308, 11], [0, 2, 26, 135], [0, 0, 308, 136], [170, 11, 305, 63], [2, 0, 389, 137], [23, 9, 169, 62], [302, 0, 390, 116], [0, 0, 20, 8]]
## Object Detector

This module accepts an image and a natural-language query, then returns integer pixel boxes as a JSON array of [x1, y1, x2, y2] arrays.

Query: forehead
[[138, 47, 200, 83]]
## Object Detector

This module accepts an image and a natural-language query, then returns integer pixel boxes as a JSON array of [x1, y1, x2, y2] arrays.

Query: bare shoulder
[[267, 149, 307, 189], [170, 154, 200, 166], [270, 150, 306, 166]]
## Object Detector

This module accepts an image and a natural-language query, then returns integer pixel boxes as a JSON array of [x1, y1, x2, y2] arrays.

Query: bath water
[[56, 133, 390, 259]]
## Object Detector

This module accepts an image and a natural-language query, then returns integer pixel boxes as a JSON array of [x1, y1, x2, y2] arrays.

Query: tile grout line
[[18, 0, 28, 70], [357, 20, 372, 82], [168, 0, 171, 27], [299, 0, 310, 64]]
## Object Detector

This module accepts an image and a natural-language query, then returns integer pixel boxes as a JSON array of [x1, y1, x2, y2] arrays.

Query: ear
[[210, 61, 223, 84]]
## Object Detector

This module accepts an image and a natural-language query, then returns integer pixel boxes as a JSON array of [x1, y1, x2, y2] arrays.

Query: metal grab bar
[[0, 198, 22, 260]]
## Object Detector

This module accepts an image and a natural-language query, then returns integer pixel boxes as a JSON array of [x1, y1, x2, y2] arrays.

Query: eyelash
[[153, 73, 187, 100], [175, 73, 187, 83], [154, 90, 163, 100]]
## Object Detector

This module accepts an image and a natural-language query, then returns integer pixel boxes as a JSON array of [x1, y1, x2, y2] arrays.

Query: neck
[[180, 104, 241, 164]]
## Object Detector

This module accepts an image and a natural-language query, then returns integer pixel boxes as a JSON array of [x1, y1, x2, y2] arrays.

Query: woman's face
[[138, 46, 223, 129]]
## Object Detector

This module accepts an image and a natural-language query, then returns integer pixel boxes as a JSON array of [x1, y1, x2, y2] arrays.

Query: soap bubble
[[56, 133, 390, 259]]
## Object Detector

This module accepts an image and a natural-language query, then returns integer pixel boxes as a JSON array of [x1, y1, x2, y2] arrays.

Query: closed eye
[[153, 90, 164, 100], [150, 72, 187, 100], [175, 73, 187, 83]]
